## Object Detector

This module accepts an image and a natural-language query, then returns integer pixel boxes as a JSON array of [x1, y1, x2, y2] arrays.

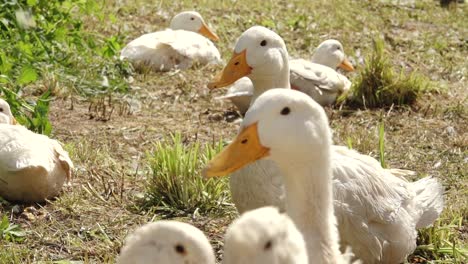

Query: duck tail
[[412, 177, 445, 228]]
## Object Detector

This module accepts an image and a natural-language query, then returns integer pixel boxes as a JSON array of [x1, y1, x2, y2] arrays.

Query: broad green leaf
[[27, 0, 38, 6], [18, 66, 38, 85]]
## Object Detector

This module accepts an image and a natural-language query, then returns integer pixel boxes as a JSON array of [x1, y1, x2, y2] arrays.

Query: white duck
[[207, 26, 444, 264], [215, 39, 354, 114], [223, 206, 308, 264], [215, 77, 253, 114], [0, 98, 73, 203], [289, 39, 354, 106], [120, 11, 221, 71], [205, 89, 352, 263], [117, 221, 215, 264]]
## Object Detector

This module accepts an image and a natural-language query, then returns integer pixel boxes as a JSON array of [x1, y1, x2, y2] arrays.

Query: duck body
[[215, 77, 253, 114], [229, 143, 444, 263], [289, 59, 348, 106], [120, 11, 221, 72], [207, 26, 444, 264], [289, 39, 354, 106], [332, 146, 443, 263], [0, 124, 73, 202], [120, 29, 221, 71]]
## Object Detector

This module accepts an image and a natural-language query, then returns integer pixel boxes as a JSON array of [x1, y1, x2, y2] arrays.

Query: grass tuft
[[346, 38, 431, 108], [1, 87, 52, 135], [378, 116, 386, 168], [414, 216, 468, 263], [144, 133, 232, 216]]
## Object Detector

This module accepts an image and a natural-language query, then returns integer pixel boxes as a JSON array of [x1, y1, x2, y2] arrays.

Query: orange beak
[[198, 22, 219, 42], [338, 58, 354, 72], [207, 49, 252, 89], [203, 123, 270, 178]]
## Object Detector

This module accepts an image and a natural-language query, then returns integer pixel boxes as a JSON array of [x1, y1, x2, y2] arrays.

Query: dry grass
[[0, 0, 467, 263]]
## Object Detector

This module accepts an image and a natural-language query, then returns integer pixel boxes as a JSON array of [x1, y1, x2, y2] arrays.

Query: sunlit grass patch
[[0, 87, 53, 135], [144, 133, 232, 215], [0, 0, 132, 102], [0, 248, 30, 264], [414, 215, 468, 263], [0, 215, 26, 243], [344, 38, 432, 108]]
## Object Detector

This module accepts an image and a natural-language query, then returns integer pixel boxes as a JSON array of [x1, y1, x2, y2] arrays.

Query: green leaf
[[18, 66, 38, 85], [27, 0, 38, 6]]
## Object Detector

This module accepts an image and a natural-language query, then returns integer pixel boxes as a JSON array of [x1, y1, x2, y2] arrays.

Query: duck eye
[[0, 107, 3, 112], [260, 40, 267, 46], [190, 17, 195, 21], [280, 107, 290, 115], [264, 240, 272, 250], [174, 244, 186, 255]]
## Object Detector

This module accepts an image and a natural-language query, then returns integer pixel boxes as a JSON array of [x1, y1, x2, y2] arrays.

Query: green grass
[[415, 216, 468, 263], [0, 0, 132, 123], [0, 215, 26, 243], [144, 133, 232, 215], [378, 117, 386, 168], [345, 38, 432, 108], [0, 86, 52, 134]]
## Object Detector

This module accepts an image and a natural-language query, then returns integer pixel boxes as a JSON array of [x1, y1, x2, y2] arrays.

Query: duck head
[[170, 11, 219, 41]]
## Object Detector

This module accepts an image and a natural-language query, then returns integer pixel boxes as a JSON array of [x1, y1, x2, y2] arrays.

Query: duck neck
[[279, 151, 341, 264], [311, 54, 336, 69], [249, 51, 291, 105]]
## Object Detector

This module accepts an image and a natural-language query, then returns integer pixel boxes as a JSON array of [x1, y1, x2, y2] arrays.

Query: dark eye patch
[[175, 244, 186, 255], [280, 107, 290, 115], [264, 240, 272, 250], [260, 40, 267, 46]]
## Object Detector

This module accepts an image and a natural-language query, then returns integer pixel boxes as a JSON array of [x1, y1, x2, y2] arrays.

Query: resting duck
[[207, 26, 444, 264], [120, 11, 221, 71], [0, 98, 73, 202], [117, 221, 215, 264], [289, 39, 354, 106]]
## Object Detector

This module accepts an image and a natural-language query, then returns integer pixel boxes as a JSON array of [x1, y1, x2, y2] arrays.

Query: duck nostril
[[241, 139, 248, 144], [234, 61, 240, 66]]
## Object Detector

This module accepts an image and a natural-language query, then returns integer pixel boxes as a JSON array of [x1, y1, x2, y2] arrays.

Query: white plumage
[[117, 221, 215, 264], [205, 89, 354, 263], [215, 77, 253, 114], [120, 11, 221, 71], [207, 26, 444, 264], [0, 99, 73, 202], [290, 39, 354, 106], [223, 206, 308, 264], [216, 39, 353, 113]]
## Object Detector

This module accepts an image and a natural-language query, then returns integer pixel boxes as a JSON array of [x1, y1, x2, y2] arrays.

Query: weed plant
[[346, 38, 431, 108], [145, 133, 231, 215]]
